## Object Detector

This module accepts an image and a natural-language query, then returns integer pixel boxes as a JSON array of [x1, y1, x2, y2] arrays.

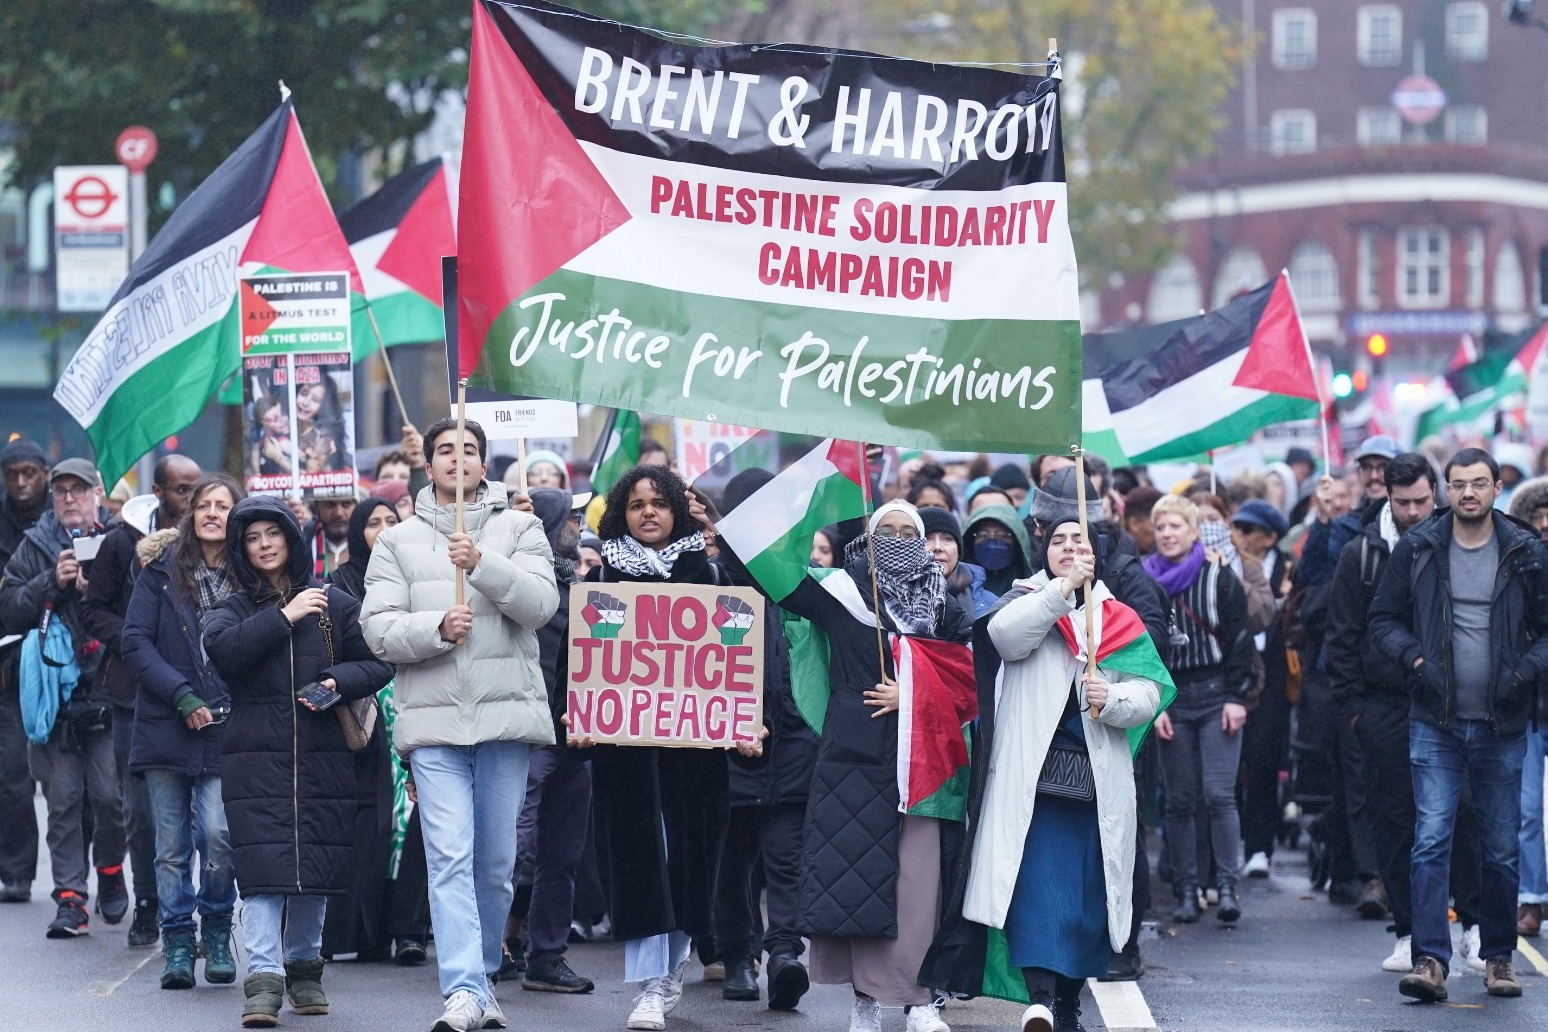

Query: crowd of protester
[[1, 424, 1546, 1032]]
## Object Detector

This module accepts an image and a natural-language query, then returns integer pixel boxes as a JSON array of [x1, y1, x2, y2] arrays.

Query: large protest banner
[[457, 0, 1080, 453], [240, 272, 358, 499], [567, 583, 764, 748]]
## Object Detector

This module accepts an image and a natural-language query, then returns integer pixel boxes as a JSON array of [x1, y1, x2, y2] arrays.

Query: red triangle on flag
[[1515, 320, 1548, 379], [239, 280, 281, 354], [824, 439, 868, 489], [378, 164, 456, 304], [242, 110, 363, 294], [457, 0, 632, 377], [1232, 272, 1320, 402]]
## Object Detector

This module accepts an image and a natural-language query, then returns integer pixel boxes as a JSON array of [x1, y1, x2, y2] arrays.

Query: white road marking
[[91, 951, 158, 997], [1088, 977, 1158, 1031]]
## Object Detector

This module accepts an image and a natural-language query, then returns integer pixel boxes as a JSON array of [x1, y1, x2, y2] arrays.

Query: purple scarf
[[1143, 541, 1206, 597]]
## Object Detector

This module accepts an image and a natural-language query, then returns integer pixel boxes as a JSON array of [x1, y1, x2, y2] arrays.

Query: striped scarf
[[601, 532, 706, 580]]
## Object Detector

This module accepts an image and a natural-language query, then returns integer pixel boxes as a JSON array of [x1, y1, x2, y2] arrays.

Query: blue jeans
[[242, 894, 327, 975], [412, 741, 530, 1004], [143, 770, 236, 937], [1409, 719, 1527, 971], [1521, 728, 1548, 905]]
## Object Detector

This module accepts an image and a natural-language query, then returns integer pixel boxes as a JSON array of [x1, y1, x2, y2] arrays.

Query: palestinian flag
[[895, 635, 978, 811], [712, 437, 869, 603], [1090, 272, 1320, 463], [1053, 597, 1177, 756], [456, 0, 1082, 453], [1417, 319, 1548, 439], [588, 408, 642, 495], [340, 155, 457, 349], [54, 98, 363, 487], [1081, 378, 1130, 467]]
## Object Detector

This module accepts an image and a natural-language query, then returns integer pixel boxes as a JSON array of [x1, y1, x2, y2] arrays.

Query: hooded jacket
[[962, 504, 1032, 596], [203, 496, 393, 896], [1368, 508, 1548, 736], [360, 482, 559, 755], [120, 529, 230, 776], [1325, 501, 1407, 720], [326, 498, 393, 602]]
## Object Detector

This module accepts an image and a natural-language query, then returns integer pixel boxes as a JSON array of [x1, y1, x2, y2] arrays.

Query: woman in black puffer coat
[[204, 496, 392, 1027]]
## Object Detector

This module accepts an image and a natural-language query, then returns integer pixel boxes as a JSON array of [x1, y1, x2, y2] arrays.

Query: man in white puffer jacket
[[361, 416, 559, 1032]]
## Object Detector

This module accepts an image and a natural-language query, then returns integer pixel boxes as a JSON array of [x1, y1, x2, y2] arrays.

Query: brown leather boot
[[1518, 902, 1542, 937], [1486, 957, 1522, 998], [1398, 955, 1448, 1003]]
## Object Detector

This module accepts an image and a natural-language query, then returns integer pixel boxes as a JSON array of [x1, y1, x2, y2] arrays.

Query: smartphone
[[295, 681, 342, 711], [199, 705, 231, 729]]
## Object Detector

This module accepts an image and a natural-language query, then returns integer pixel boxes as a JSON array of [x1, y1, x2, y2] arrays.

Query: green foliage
[[0, 0, 756, 228], [877, 0, 1240, 289]]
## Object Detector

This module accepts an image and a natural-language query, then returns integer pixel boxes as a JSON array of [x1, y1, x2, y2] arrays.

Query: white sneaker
[[850, 996, 882, 1032], [906, 998, 950, 1032], [660, 959, 688, 1014], [1244, 852, 1271, 878], [480, 995, 506, 1030], [1019, 1002, 1054, 1032], [1382, 935, 1412, 973], [628, 980, 668, 1031], [1458, 924, 1486, 974], [431, 990, 487, 1032]]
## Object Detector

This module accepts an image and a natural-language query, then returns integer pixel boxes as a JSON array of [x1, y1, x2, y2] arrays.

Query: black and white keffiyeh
[[194, 561, 238, 615], [601, 532, 707, 580], [844, 533, 948, 635]]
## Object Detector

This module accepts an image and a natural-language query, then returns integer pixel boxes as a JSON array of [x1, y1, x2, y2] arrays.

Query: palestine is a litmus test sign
[[566, 583, 765, 748], [458, 0, 1081, 453]]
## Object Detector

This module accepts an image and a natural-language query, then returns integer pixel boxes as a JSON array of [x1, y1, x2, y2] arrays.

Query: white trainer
[[1459, 924, 1486, 974], [660, 959, 688, 1014], [1244, 852, 1271, 878], [1020, 1002, 1054, 1032], [850, 996, 882, 1032], [906, 998, 950, 1032], [628, 980, 668, 1031], [430, 990, 486, 1032], [1382, 935, 1412, 973]]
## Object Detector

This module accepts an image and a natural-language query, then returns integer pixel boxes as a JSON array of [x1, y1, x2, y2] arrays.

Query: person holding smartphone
[[121, 475, 245, 992], [204, 496, 392, 1028]]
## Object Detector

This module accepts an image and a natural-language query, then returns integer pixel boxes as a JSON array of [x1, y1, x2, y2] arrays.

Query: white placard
[[54, 165, 131, 312], [461, 398, 580, 441]]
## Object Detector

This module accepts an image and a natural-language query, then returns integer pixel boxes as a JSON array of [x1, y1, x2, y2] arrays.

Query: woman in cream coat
[[962, 519, 1160, 1032]]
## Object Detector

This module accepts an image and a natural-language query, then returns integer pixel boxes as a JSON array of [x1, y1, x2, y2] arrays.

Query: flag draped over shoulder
[[456, 0, 1082, 452], [1086, 272, 1320, 463], [1054, 597, 1177, 756], [54, 100, 362, 487], [340, 155, 457, 350]]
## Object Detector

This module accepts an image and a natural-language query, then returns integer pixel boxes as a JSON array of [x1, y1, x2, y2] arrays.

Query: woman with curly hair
[[573, 465, 761, 1031]]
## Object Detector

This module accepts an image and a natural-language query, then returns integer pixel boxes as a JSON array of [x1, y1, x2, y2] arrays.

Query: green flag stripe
[[741, 474, 867, 601]]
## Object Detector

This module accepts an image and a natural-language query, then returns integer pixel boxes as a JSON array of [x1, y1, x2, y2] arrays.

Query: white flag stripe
[[716, 441, 841, 560], [1082, 378, 1115, 433], [573, 144, 1081, 323], [349, 228, 415, 301], [1108, 351, 1267, 457]]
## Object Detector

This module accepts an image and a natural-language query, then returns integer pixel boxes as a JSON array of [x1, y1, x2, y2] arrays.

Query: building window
[[1270, 109, 1317, 155], [1445, 105, 1487, 145], [1213, 247, 1268, 309], [1494, 242, 1527, 313], [1357, 107, 1402, 146], [1357, 231, 1381, 309], [1446, 3, 1488, 63], [1147, 254, 1203, 323], [1273, 9, 1318, 70], [1289, 242, 1340, 313], [1357, 6, 1402, 67], [1397, 228, 1449, 309], [1465, 229, 1484, 308]]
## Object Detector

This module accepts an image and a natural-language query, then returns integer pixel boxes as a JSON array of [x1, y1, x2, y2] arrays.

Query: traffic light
[[1352, 369, 1369, 392], [1365, 333, 1388, 357], [1332, 372, 1353, 398]]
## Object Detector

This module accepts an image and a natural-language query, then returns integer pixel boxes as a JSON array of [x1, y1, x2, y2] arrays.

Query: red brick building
[[1098, 1, 1548, 381]]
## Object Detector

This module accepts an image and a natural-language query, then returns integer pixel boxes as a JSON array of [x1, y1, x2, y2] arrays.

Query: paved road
[[4, 794, 1548, 1032]]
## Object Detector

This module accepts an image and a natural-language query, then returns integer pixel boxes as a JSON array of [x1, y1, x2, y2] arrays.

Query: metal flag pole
[[1072, 445, 1101, 718], [856, 440, 890, 685]]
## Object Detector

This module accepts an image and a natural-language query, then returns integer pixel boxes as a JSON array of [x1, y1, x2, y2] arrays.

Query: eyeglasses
[[50, 482, 90, 499], [1447, 479, 1495, 495], [973, 527, 1016, 544], [874, 527, 919, 539]]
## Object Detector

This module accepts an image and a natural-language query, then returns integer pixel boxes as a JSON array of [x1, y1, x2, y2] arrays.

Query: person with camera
[[204, 496, 393, 1028], [120, 475, 244, 991], [0, 457, 125, 940]]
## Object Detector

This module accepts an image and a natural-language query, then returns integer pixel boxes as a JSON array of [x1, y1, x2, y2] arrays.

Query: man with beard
[[307, 497, 357, 579], [0, 438, 51, 903], [1369, 448, 1548, 1003]]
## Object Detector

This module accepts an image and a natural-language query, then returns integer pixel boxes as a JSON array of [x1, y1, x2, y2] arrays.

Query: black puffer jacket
[[1325, 502, 1406, 721], [1369, 508, 1548, 736], [121, 530, 231, 776], [204, 496, 393, 897]]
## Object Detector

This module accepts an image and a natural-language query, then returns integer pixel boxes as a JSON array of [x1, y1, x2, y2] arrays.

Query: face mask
[[974, 538, 1017, 572]]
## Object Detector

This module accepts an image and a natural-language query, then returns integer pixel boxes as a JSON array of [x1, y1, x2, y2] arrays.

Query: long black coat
[[585, 547, 732, 943], [120, 534, 231, 776], [775, 557, 970, 939], [204, 496, 392, 898]]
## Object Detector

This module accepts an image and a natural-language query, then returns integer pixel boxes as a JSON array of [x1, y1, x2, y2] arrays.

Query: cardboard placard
[[566, 582, 764, 748]]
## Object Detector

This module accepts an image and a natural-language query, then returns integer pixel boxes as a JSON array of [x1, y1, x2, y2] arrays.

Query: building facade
[[1099, 1, 1548, 382]]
